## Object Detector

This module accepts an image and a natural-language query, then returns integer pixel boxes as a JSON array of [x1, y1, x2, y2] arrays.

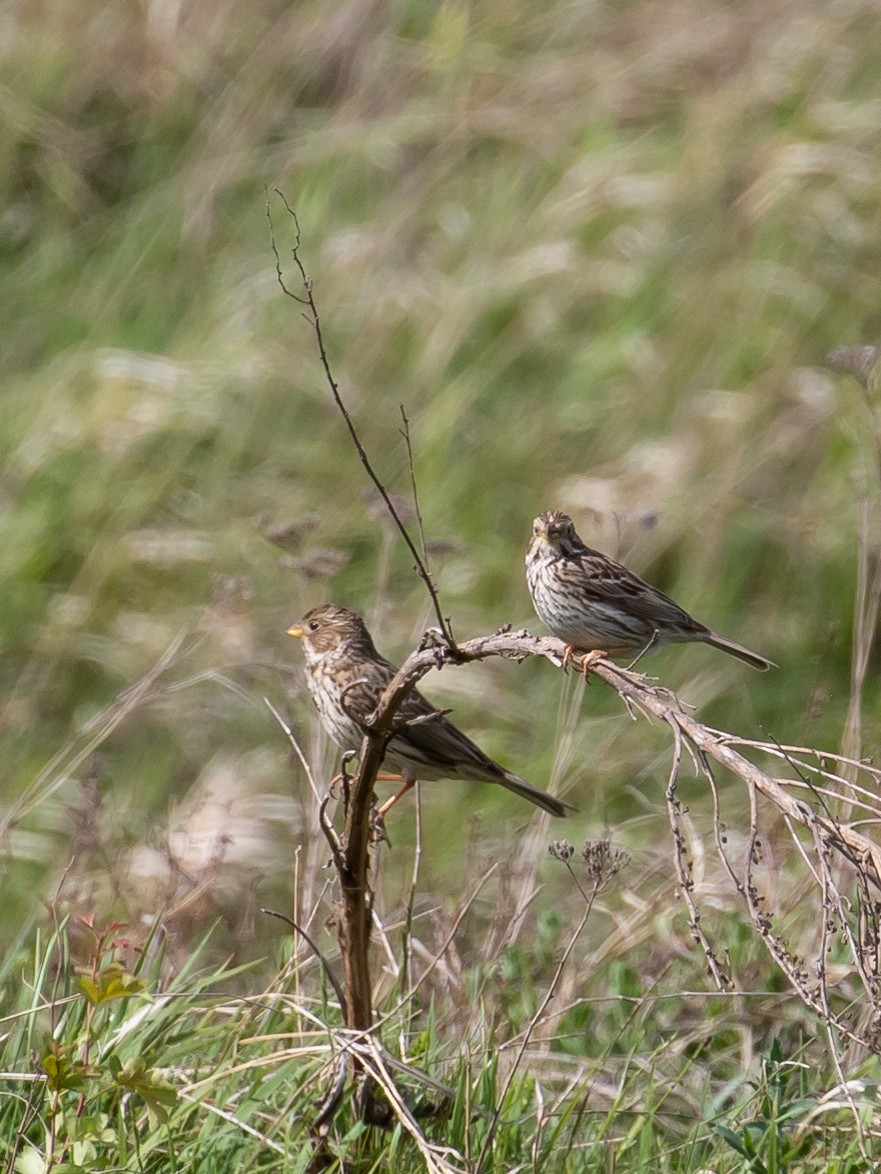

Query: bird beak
[[287, 625, 304, 639]]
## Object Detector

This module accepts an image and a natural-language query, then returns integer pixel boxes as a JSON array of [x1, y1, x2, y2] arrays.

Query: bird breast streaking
[[525, 510, 774, 672]]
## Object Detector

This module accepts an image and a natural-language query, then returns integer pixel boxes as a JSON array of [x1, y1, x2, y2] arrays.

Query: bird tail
[[704, 632, 775, 672], [499, 772, 575, 817]]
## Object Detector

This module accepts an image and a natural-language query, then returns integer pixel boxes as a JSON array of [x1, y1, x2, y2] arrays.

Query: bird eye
[[308, 620, 320, 631]]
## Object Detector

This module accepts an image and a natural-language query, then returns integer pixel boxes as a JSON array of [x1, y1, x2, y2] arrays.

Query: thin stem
[[267, 192, 455, 648]]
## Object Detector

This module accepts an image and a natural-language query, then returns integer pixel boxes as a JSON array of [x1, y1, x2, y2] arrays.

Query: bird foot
[[576, 649, 608, 679], [561, 646, 608, 679]]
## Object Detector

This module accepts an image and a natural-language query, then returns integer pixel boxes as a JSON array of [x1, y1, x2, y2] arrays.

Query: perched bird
[[526, 510, 773, 672], [288, 603, 573, 817]]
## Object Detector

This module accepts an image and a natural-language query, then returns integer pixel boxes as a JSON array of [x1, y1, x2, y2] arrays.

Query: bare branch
[[269, 193, 455, 647], [665, 722, 731, 989]]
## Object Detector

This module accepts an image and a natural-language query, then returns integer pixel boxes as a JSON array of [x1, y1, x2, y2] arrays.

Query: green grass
[[0, 883, 876, 1170], [3, 0, 881, 1165]]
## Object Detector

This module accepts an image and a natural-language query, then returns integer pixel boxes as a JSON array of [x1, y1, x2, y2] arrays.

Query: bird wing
[[573, 548, 709, 635], [337, 657, 498, 777], [334, 655, 394, 723], [390, 688, 501, 779]]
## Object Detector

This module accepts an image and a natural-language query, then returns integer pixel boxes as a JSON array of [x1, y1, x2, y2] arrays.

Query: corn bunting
[[526, 511, 773, 671], [288, 603, 574, 817]]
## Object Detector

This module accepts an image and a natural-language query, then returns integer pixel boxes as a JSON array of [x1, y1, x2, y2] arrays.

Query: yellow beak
[[287, 625, 304, 639]]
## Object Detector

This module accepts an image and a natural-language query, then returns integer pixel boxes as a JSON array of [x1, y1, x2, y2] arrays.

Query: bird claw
[[561, 646, 607, 679], [370, 806, 392, 847], [577, 649, 608, 679]]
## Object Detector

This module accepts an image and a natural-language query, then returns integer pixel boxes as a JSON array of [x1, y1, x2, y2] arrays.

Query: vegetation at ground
[[3, 0, 881, 1167]]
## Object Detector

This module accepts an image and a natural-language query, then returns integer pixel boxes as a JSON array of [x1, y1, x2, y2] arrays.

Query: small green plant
[[715, 1040, 823, 1173], [17, 916, 173, 1172]]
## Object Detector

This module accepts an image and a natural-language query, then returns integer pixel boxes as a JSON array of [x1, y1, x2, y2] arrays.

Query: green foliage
[[0, 909, 879, 1169], [715, 1039, 845, 1173], [4, 0, 881, 1166]]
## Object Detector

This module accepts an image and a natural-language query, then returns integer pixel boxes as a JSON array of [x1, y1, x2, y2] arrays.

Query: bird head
[[287, 603, 377, 660], [529, 510, 580, 557]]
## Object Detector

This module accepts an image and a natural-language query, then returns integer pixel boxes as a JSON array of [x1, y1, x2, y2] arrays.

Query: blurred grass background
[[2, 0, 880, 987]]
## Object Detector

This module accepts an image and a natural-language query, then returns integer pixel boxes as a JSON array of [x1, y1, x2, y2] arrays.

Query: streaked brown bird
[[526, 510, 773, 672], [288, 603, 573, 817]]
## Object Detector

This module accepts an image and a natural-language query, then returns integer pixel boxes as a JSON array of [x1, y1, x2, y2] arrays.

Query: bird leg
[[329, 769, 402, 791], [376, 777, 416, 817], [371, 777, 416, 847]]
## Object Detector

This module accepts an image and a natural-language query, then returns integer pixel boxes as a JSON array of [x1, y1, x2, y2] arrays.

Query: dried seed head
[[582, 839, 632, 883]]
